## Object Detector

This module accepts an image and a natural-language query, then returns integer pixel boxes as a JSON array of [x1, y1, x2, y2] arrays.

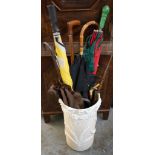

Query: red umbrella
[[91, 32, 104, 75], [83, 5, 110, 75]]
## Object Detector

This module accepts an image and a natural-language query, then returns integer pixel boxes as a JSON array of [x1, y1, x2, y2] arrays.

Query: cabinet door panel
[[41, 0, 113, 42]]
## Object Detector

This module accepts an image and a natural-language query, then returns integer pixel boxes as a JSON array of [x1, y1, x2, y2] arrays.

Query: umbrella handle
[[67, 20, 81, 64], [80, 21, 98, 55], [99, 5, 110, 30], [47, 4, 60, 33]]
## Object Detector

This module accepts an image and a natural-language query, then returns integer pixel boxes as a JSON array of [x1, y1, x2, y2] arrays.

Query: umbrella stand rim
[[58, 93, 101, 111]]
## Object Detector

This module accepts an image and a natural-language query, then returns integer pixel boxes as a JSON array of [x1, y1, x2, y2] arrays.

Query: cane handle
[[80, 21, 98, 55]]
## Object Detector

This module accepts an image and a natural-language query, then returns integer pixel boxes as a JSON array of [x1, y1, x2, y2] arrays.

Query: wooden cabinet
[[41, 0, 113, 42], [41, 0, 113, 123]]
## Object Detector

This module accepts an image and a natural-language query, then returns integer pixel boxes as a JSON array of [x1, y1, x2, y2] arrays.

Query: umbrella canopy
[[91, 32, 103, 74], [83, 32, 102, 72], [47, 4, 73, 89]]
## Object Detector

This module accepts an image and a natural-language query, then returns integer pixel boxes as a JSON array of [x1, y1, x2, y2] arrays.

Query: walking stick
[[80, 21, 98, 55], [67, 20, 81, 64]]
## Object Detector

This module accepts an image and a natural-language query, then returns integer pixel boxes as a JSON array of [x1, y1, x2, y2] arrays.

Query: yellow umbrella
[[47, 5, 73, 88]]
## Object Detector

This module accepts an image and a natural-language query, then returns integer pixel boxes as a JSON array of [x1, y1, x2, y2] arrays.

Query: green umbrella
[[83, 5, 110, 73]]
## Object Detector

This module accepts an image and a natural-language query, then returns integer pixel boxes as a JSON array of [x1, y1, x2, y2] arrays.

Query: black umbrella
[[70, 6, 110, 107], [70, 21, 98, 107]]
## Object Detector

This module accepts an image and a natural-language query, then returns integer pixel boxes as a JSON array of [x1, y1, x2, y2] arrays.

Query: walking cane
[[80, 21, 98, 55], [67, 20, 81, 64]]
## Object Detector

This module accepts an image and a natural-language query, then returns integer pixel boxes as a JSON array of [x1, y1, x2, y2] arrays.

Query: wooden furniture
[[41, 0, 113, 123], [41, 0, 113, 42]]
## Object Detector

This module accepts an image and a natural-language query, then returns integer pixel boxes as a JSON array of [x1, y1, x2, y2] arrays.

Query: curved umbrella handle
[[67, 20, 81, 64], [80, 21, 98, 55]]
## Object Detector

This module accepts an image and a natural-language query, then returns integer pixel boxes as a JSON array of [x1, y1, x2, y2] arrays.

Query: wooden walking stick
[[67, 20, 81, 64], [80, 21, 98, 55]]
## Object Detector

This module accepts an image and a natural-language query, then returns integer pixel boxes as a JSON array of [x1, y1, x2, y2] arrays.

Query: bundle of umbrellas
[[46, 4, 110, 109]]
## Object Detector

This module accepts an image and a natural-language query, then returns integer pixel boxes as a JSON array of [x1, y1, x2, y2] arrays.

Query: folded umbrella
[[92, 5, 110, 75], [83, 32, 102, 72], [78, 21, 99, 89], [43, 42, 84, 109], [80, 5, 110, 104], [69, 21, 98, 108], [91, 31, 103, 74], [84, 5, 110, 75], [70, 21, 98, 92], [47, 4, 73, 89]]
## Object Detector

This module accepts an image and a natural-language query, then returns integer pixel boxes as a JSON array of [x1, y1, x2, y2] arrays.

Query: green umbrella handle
[[99, 5, 110, 30]]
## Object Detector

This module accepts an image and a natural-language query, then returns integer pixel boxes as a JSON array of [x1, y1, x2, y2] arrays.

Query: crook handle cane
[[80, 21, 98, 55], [67, 20, 81, 64]]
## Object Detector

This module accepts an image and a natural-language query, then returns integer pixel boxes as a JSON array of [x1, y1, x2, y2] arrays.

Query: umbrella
[[69, 21, 98, 107], [85, 5, 110, 101], [77, 21, 99, 89], [93, 5, 110, 75], [82, 31, 102, 72], [70, 21, 98, 92], [47, 4, 73, 89], [84, 5, 110, 75], [77, 5, 110, 103], [43, 42, 84, 109]]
